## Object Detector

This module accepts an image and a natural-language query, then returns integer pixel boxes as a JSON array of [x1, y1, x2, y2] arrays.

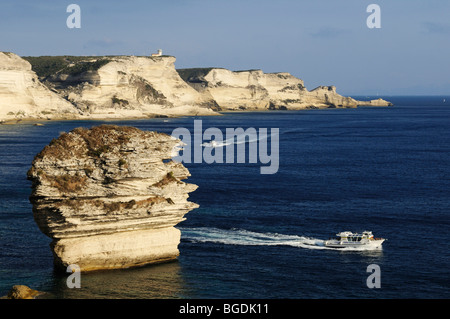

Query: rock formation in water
[[179, 68, 392, 110], [1, 285, 43, 299], [0, 52, 81, 121], [27, 125, 198, 271]]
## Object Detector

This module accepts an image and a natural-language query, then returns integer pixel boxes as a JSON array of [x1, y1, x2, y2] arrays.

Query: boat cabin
[[335, 231, 374, 242]]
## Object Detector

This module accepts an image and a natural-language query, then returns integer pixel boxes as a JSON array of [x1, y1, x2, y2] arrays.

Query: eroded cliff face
[[181, 68, 392, 110], [44, 55, 217, 119], [0, 52, 80, 121], [27, 125, 198, 271], [0, 52, 392, 122]]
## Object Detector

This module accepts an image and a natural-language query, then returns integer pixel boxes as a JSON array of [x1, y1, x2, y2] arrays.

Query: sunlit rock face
[[182, 68, 392, 110], [0, 52, 79, 121], [27, 125, 198, 271], [45, 55, 218, 118], [1, 52, 391, 122]]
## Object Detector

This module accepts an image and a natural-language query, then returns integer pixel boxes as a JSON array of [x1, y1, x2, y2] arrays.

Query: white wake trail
[[201, 131, 278, 148], [179, 227, 329, 250], [179, 227, 383, 251]]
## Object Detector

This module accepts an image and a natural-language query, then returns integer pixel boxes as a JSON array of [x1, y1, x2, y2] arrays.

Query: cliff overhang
[[27, 125, 198, 271]]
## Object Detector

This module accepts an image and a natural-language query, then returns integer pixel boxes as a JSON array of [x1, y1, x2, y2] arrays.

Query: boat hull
[[324, 239, 385, 249]]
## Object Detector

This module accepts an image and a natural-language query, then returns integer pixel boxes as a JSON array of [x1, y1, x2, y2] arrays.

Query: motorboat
[[324, 231, 386, 249], [202, 140, 219, 148], [210, 140, 218, 148]]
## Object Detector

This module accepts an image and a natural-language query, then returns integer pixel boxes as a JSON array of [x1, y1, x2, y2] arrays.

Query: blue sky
[[1, 0, 449, 95]]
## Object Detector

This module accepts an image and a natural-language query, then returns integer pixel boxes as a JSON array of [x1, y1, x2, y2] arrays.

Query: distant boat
[[201, 140, 219, 148], [324, 231, 386, 249]]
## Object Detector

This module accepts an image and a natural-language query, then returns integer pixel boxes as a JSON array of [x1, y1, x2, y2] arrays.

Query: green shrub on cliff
[[62, 59, 111, 76], [23, 56, 110, 78], [23, 56, 70, 78]]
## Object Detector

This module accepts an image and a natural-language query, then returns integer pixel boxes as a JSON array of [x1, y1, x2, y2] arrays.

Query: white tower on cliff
[[151, 49, 162, 56]]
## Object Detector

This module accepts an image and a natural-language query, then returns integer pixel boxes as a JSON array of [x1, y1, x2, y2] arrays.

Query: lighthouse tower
[[151, 49, 162, 57]]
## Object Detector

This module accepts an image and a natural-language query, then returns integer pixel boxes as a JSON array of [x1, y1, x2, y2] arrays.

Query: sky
[[1, 0, 449, 95]]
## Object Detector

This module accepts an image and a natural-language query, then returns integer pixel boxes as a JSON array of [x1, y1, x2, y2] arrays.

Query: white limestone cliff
[[27, 125, 198, 271], [0, 52, 80, 121], [45, 55, 217, 119], [0, 52, 392, 122], [182, 68, 392, 110]]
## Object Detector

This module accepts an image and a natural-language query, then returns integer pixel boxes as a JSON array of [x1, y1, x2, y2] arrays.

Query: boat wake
[[179, 227, 382, 251], [200, 131, 278, 148]]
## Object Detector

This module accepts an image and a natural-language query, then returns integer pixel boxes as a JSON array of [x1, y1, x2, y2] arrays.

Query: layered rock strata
[[27, 125, 198, 271], [40, 55, 218, 118], [180, 68, 392, 110], [0, 52, 80, 121], [0, 52, 392, 122]]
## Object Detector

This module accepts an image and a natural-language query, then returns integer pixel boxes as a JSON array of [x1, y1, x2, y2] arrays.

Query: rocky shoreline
[[0, 52, 392, 123], [1, 285, 43, 299]]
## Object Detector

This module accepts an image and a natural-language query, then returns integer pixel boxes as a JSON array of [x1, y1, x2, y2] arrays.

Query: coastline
[[0, 108, 222, 125], [0, 103, 395, 126], [0, 52, 392, 124]]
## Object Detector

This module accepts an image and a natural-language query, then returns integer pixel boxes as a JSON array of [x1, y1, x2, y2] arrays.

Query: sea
[[0, 96, 449, 300]]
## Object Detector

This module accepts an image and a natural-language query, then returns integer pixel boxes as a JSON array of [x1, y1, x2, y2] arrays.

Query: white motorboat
[[210, 140, 218, 148], [201, 140, 219, 148], [324, 231, 386, 249]]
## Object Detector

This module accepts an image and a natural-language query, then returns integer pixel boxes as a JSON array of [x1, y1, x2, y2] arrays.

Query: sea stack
[[27, 125, 198, 271]]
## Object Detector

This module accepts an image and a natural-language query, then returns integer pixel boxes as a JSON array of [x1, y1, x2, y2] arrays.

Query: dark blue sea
[[0, 96, 449, 299]]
